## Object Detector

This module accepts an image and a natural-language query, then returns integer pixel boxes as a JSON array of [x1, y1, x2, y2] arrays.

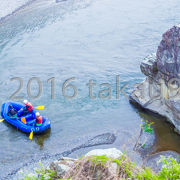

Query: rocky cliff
[[130, 24, 180, 134]]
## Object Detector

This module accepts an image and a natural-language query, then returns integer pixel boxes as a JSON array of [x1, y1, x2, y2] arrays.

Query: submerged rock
[[130, 24, 180, 134]]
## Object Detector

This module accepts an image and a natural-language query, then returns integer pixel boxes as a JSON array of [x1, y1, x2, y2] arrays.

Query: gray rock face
[[140, 53, 158, 79], [130, 25, 180, 134], [157, 24, 180, 82]]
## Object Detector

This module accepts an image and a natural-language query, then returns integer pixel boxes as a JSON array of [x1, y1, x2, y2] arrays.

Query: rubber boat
[[1, 101, 51, 134]]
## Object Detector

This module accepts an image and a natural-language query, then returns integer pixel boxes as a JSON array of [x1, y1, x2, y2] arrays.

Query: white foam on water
[[0, 0, 32, 19]]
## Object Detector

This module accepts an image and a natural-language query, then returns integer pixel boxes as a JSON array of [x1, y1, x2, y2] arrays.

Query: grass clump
[[111, 154, 138, 178], [22, 155, 180, 180], [89, 155, 110, 166]]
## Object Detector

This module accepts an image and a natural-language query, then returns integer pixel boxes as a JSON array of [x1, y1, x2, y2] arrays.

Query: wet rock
[[82, 133, 116, 148], [144, 151, 180, 172], [85, 148, 123, 159], [134, 129, 155, 157], [130, 24, 180, 134], [69, 133, 116, 153]]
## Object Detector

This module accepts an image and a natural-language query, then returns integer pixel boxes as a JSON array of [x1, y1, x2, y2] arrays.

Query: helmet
[[23, 100, 28, 104], [36, 112, 40, 117]]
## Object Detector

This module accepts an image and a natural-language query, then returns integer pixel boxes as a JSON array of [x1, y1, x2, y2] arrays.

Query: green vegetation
[[21, 162, 57, 180], [137, 156, 180, 179], [22, 155, 180, 180], [158, 156, 180, 179], [141, 120, 154, 134], [89, 155, 109, 165]]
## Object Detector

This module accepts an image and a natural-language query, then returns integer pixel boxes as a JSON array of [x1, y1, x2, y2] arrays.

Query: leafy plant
[[136, 167, 157, 180], [158, 156, 180, 179], [141, 143, 146, 149], [141, 120, 154, 134], [21, 162, 57, 180], [35, 162, 57, 179]]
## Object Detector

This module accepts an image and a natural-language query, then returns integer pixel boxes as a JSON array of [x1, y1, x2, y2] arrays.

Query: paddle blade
[[29, 131, 33, 141], [35, 106, 44, 110], [21, 117, 26, 124], [0, 119, 4, 122]]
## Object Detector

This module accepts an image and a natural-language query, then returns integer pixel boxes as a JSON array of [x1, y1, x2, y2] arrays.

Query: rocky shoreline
[[20, 147, 180, 179], [49, 148, 180, 179]]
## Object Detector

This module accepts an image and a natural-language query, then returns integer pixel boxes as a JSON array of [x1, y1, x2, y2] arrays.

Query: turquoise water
[[0, 0, 180, 178]]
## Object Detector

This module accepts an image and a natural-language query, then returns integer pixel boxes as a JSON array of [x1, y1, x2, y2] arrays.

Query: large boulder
[[130, 25, 180, 134], [85, 148, 123, 159]]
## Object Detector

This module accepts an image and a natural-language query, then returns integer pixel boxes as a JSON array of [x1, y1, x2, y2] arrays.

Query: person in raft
[[35, 112, 43, 126], [8, 105, 17, 118], [17, 100, 34, 117]]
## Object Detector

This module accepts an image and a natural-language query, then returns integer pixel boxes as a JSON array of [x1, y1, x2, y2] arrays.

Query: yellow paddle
[[0, 119, 4, 122], [21, 117, 33, 141], [35, 106, 44, 110], [29, 131, 33, 141]]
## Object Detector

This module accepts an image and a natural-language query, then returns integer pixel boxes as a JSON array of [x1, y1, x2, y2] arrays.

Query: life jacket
[[25, 102, 33, 111], [36, 115, 43, 125]]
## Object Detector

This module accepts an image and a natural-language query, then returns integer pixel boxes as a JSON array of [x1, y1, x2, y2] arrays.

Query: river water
[[0, 0, 180, 178]]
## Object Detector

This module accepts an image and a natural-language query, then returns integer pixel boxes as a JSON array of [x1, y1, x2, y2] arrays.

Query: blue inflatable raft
[[1, 102, 51, 134]]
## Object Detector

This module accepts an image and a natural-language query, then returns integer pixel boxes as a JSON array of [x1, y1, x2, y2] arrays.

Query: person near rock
[[35, 112, 43, 126]]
